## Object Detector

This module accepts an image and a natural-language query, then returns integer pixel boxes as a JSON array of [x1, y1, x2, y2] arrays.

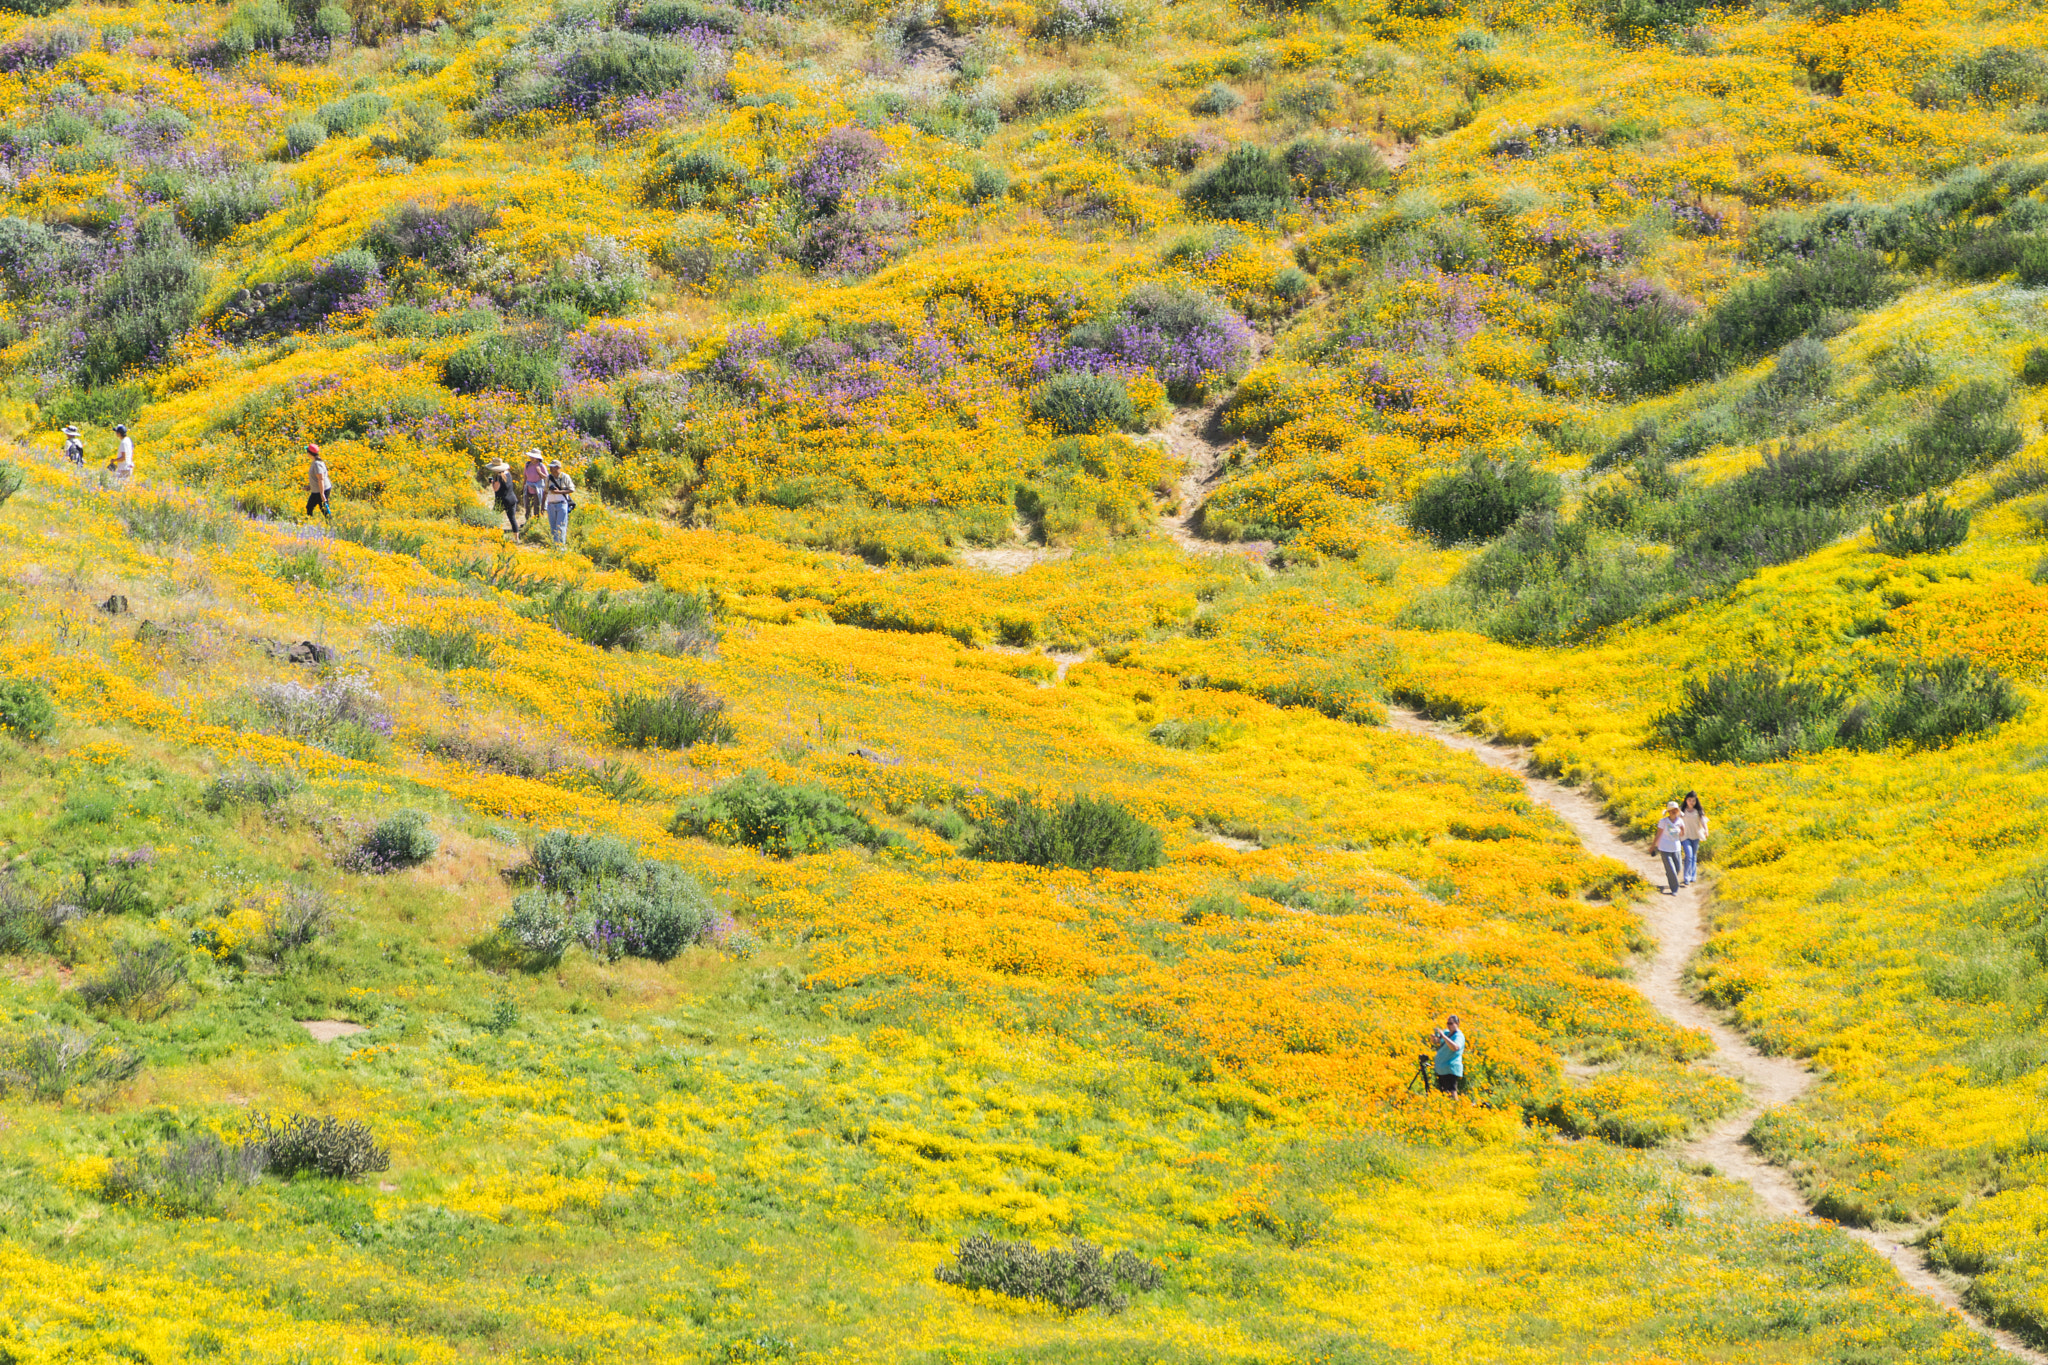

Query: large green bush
[[1871, 495, 1970, 556], [966, 793, 1164, 872], [934, 1235, 1161, 1316], [605, 684, 737, 749], [1652, 664, 1850, 764], [671, 771, 887, 857], [80, 215, 205, 384], [1028, 373, 1139, 434], [525, 584, 719, 653], [1408, 456, 1562, 544], [1182, 146, 1295, 223], [442, 333, 561, 400]]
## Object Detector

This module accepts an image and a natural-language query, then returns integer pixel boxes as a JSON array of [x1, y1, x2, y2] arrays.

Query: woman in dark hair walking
[[1679, 791, 1708, 887]]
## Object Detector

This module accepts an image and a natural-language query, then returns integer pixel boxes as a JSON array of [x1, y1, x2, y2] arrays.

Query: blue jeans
[[547, 502, 569, 545], [1681, 839, 1700, 882], [1659, 849, 1682, 892]]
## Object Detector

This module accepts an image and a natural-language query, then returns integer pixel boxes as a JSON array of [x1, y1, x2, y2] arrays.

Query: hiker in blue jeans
[[1655, 800, 1685, 894], [1430, 1015, 1465, 1095], [1679, 791, 1708, 886]]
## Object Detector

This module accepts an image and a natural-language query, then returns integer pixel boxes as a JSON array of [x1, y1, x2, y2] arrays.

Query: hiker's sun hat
[[113, 423, 127, 432], [547, 457, 563, 467], [1665, 800, 1681, 810], [62, 425, 77, 435], [485, 459, 511, 472]]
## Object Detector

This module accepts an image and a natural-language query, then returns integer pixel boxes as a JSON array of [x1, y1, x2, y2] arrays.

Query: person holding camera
[[1430, 1014, 1466, 1095], [542, 458, 576, 548]]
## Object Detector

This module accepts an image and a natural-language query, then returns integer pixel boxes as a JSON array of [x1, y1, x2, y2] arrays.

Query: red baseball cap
[[307, 444, 320, 456]]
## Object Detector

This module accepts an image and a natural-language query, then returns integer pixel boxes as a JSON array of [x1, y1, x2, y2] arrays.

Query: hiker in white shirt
[[107, 423, 134, 484], [1654, 801, 1686, 895], [542, 458, 575, 548], [305, 444, 332, 520]]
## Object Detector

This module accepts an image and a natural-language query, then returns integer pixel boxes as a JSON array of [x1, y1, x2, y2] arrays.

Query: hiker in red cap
[[305, 444, 331, 520]]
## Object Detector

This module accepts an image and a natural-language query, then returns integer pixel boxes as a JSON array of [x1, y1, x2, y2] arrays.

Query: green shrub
[[1028, 373, 1139, 434], [317, 92, 391, 135], [1864, 380, 2023, 495], [966, 793, 1164, 872], [1003, 74, 1104, 120], [269, 547, 340, 588], [1280, 139, 1386, 201], [99, 1132, 266, 1217], [389, 623, 495, 670], [443, 333, 560, 401], [219, 0, 291, 54], [1189, 82, 1243, 115], [281, 120, 325, 159], [1182, 146, 1295, 223], [967, 161, 1010, 205], [1844, 656, 2023, 751], [352, 810, 437, 872], [77, 941, 190, 1021], [523, 584, 718, 653], [1652, 664, 1848, 764], [672, 770, 887, 856], [0, 879, 73, 954], [578, 862, 713, 961], [934, 1235, 1161, 1316], [251, 1112, 390, 1179], [373, 99, 447, 165], [1990, 459, 2048, 503], [2022, 345, 2048, 387], [0, 678, 56, 741], [906, 804, 967, 840], [1409, 456, 1562, 544], [520, 828, 640, 890], [1594, 0, 1713, 40], [80, 214, 205, 385], [606, 684, 737, 749], [1148, 716, 1219, 750], [0, 0, 76, 18], [500, 889, 577, 964], [41, 384, 144, 430], [1871, 495, 1970, 556], [0, 1023, 143, 1102], [0, 462, 22, 508], [1180, 889, 1249, 924], [331, 521, 428, 557], [174, 170, 278, 246]]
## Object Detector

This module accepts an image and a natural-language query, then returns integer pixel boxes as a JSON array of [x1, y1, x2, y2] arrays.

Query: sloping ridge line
[[1389, 709, 2047, 1364]]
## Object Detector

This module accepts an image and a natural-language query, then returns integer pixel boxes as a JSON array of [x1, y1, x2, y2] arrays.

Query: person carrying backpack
[[542, 458, 576, 548], [61, 425, 85, 466], [304, 444, 332, 520]]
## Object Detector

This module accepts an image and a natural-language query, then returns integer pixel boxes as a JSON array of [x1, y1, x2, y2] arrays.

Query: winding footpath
[[1387, 709, 2048, 1364]]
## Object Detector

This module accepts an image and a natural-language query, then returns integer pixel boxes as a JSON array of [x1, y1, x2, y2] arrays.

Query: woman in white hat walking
[[1654, 801, 1686, 895], [61, 425, 85, 466]]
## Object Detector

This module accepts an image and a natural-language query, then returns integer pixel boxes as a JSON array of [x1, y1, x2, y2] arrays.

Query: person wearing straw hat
[[304, 444, 332, 520], [484, 459, 520, 536], [542, 457, 576, 548], [1654, 800, 1686, 895], [61, 425, 85, 466]]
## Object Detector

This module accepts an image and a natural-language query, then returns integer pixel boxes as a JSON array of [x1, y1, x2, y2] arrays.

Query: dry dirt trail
[[1389, 708, 2048, 1364]]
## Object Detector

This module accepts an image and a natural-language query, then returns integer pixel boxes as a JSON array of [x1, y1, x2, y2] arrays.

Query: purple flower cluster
[[582, 915, 650, 962], [569, 323, 651, 380], [790, 126, 888, 215], [1034, 285, 1254, 398], [110, 847, 156, 869]]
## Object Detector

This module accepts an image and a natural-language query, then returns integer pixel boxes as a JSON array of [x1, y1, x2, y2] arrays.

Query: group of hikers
[[1425, 793, 1711, 1097], [58, 425, 576, 549], [482, 450, 577, 546], [61, 423, 134, 483]]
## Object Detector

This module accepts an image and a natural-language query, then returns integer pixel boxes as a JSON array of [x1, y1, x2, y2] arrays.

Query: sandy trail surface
[[1389, 708, 2046, 1363]]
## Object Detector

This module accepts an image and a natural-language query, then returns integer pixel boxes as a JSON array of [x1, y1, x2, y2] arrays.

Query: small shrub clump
[[0, 879, 73, 954], [605, 683, 737, 749], [524, 584, 719, 653], [0, 1023, 143, 1102], [1182, 145, 1294, 223], [1028, 372, 1139, 434], [389, 623, 496, 670], [0, 678, 57, 741], [348, 810, 437, 873], [112, 493, 241, 549], [1655, 657, 2022, 762], [1871, 495, 1970, 556], [100, 1132, 267, 1217], [966, 793, 1164, 872], [934, 1235, 1162, 1316], [672, 770, 889, 857], [77, 941, 191, 1021], [502, 829, 716, 964], [201, 766, 305, 811], [251, 1112, 391, 1179]]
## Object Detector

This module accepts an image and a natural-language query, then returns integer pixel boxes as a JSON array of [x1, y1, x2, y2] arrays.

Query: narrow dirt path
[[1388, 707, 2048, 1365]]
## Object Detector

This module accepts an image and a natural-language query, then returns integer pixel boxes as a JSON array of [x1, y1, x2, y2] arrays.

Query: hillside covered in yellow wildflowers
[[0, 0, 2046, 1356]]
